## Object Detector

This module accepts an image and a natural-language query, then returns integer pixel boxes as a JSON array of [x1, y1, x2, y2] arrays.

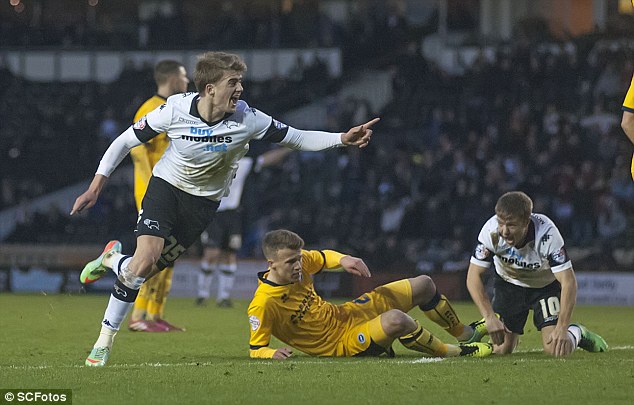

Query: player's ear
[[205, 83, 214, 97]]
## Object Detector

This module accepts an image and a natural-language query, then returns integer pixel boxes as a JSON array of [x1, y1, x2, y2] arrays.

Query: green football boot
[[457, 342, 493, 358], [80, 240, 122, 284], [85, 346, 110, 367], [572, 324, 608, 353], [461, 313, 500, 344]]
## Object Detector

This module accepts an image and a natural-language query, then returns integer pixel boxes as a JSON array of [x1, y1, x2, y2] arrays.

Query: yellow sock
[[422, 294, 465, 338], [398, 322, 448, 357], [130, 283, 151, 321], [148, 268, 173, 319]]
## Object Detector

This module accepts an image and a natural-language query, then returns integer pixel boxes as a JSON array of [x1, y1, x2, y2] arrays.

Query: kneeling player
[[466, 191, 608, 356], [247, 229, 492, 359]]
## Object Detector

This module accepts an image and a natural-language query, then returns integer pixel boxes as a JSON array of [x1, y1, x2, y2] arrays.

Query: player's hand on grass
[[340, 256, 371, 278], [547, 325, 573, 357], [272, 347, 293, 360], [486, 315, 509, 346], [341, 118, 380, 148]]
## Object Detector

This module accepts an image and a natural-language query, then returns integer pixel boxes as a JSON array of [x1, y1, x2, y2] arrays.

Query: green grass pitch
[[0, 294, 632, 404]]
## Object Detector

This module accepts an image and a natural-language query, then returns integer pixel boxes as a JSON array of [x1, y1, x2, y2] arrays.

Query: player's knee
[[410, 275, 437, 304], [381, 310, 416, 336]]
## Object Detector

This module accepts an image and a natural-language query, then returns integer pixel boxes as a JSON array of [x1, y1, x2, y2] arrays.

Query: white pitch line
[[2, 346, 632, 370]]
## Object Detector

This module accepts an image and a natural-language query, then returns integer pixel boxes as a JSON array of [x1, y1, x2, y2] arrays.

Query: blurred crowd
[[1, 9, 634, 272], [241, 37, 634, 273]]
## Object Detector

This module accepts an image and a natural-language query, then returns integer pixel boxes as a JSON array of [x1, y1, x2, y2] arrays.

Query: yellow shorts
[[333, 279, 413, 357]]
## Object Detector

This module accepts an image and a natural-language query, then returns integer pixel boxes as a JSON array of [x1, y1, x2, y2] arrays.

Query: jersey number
[[162, 235, 186, 263], [353, 294, 370, 304], [538, 297, 560, 319]]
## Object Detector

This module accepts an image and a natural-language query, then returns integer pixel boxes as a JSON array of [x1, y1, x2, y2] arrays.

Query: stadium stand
[[1, 1, 633, 277]]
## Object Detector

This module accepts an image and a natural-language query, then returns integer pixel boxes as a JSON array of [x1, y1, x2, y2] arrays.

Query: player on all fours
[[465, 191, 608, 357], [248, 229, 493, 359], [71, 51, 379, 367]]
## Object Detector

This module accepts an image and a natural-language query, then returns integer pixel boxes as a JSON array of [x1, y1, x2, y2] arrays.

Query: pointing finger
[[361, 117, 380, 129]]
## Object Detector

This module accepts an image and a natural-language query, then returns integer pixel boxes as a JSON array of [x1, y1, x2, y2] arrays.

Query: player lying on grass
[[247, 229, 493, 359], [466, 191, 608, 357]]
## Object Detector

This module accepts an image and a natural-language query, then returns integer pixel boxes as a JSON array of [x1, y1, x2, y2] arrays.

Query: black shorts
[[136, 176, 219, 269], [491, 273, 561, 334], [200, 209, 242, 251]]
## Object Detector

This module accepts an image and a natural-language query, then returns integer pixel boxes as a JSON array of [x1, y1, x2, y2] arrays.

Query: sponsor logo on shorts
[[143, 219, 160, 230], [249, 315, 260, 331], [357, 333, 366, 344]]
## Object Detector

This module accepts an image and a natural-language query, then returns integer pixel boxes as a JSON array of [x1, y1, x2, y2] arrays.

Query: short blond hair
[[262, 229, 304, 260], [193, 52, 247, 92], [495, 191, 533, 220]]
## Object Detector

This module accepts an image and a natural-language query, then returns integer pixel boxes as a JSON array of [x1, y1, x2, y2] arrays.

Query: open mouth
[[230, 95, 240, 108]]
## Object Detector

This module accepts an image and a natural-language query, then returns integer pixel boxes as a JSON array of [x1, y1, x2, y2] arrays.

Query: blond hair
[[262, 229, 304, 260], [193, 52, 247, 92]]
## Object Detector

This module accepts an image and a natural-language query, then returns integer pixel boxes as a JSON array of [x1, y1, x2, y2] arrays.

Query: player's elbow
[[622, 112, 634, 138]]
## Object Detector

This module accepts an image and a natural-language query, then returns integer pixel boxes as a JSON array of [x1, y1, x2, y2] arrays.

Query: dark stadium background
[[1, 0, 633, 303]]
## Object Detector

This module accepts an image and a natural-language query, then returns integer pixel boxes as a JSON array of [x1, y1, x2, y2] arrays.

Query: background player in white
[[196, 147, 291, 308], [70, 51, 379, 367], [465, 191, 608, 357]]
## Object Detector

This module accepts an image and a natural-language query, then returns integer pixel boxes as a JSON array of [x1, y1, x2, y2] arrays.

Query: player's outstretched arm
[[70, 174, 108, 215], [340, 255, 371, 278], [341, 117, 380, 148]]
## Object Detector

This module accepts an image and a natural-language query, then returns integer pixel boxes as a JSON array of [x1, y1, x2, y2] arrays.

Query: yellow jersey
[[622, 74, 634, 180], [130, 95, 170, 210], [248, 249, 348, 358]]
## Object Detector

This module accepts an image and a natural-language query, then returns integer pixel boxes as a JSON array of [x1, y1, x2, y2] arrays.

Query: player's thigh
[[139, 177, 219, 269], [528, 281, 561, 331], [492, 276, 531, 334], [338, 316, 392, 357], [344, 279, 413, 321]]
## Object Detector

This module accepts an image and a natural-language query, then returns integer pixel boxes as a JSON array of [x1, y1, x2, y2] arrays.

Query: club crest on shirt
[[357, 333, 366, 344], [223, 120, 239, 129], [249, 315, 261, 331], [133, 116, 147, 130]]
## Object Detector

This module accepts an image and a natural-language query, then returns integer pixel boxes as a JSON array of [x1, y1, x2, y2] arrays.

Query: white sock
[[94, 324, 117, 348], [198, 268, 214, 299], [217, 264, 236, 301], [101, 294, 134, 332], [110, 256, 132, 277], [568, 325, 582, 349], [103, 252, 125, 273]]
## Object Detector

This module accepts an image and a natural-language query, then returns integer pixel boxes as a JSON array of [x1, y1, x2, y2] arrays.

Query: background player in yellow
[[248, 229, 492, 359], [128, 60, 190, 332], [621, 73, 634, 181]]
